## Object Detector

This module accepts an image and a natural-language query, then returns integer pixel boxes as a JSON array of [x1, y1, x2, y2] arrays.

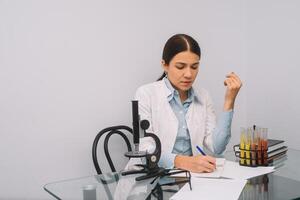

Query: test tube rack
[[233, 144, 269, 167]]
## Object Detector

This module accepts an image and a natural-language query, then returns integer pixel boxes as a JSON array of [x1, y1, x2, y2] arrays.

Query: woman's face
[[162, 51, 200, 93]]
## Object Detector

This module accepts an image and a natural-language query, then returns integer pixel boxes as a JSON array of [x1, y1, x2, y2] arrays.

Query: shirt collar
[[163, 77, 197, 103]]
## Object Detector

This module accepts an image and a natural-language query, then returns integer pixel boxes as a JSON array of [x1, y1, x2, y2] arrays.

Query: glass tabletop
[[224, 148, 300, 200], [44, 148, 300, 200], [224, 148, 300, 181], [44, 172, 154, 200]]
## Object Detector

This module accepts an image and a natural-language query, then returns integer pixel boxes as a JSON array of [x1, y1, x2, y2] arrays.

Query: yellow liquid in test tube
[[240, 128, 246, 165], [245, 129, 252, 166]]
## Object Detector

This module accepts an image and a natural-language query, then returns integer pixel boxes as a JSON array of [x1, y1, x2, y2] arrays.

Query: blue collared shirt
[[163, 77, 233, 158]]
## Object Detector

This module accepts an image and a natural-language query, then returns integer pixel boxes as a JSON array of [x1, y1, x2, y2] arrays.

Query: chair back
[[92, 125, 133, 174]]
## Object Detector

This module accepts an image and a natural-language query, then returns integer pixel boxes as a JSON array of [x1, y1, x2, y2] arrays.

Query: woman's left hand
[[223, 72, 242, 111]]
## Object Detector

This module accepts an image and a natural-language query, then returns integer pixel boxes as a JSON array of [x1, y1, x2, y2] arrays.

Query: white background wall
[[244, 0, 300, 148], [0, 0, 299, 199]]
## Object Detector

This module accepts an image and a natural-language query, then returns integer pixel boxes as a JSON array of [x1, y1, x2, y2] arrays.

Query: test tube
[[262, 128, 268, 165], [251, 127, 258, 166], [256, 127, 262, 165], [240, 127, 246, 165], [245, 128, 252, 166]]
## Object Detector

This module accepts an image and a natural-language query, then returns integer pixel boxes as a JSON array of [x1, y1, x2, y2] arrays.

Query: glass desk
[[44, 149, 300, 200]]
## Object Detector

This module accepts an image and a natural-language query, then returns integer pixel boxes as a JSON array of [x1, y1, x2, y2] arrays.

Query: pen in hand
[[196, 145, 206, 156], [196, 145, 216, 170]]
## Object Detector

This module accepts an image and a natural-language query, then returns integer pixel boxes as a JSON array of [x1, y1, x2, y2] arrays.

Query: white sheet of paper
[[170, 177, 247, 200], [171, 158, 226, 178], [221, 160, 275, 180]]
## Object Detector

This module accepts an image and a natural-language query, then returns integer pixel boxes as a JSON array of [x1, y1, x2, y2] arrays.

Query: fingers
[[224, 72, 242, 89], [224, 79, 228, 86], [196, 165, 214, 173], [192, 155, 216, 173], [224, 78, 232, 87], [226, 71, 240, 79], [201, 159, 216, 172], [226, 72, 242, 84], [204, 155, 216, 164], [229, 78, 239, 88]]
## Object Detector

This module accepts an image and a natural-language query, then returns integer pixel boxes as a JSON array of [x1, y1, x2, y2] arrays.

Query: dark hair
[[157, 34, 201, 81]]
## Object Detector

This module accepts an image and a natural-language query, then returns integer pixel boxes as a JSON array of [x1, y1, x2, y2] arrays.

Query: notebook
[[268, 139, 285, 152]]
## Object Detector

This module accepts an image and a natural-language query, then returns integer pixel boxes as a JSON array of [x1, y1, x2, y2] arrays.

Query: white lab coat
[[132, 80, 217, 168]]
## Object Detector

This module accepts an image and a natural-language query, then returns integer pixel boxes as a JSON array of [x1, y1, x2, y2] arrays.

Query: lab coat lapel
[[159, 81, 178, 154], [186, 93, 205, 156]]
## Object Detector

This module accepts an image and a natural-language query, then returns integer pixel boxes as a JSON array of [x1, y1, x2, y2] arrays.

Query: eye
[[191, 64, 199, 70], [175, 63, 185, 69]]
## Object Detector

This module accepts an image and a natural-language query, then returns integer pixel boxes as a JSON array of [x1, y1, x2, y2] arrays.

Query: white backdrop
[[0, 0, 299, 199], [244, 0, 300, 149]]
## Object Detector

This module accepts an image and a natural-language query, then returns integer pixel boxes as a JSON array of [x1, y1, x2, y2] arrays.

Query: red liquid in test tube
[[261, 128, 268, 165]]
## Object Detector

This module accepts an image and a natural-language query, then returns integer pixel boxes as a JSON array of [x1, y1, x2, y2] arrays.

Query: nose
[[184, 67, 192, 78]]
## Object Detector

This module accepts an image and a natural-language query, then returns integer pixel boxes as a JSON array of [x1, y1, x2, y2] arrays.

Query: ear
[[161, 60, 169, 73]]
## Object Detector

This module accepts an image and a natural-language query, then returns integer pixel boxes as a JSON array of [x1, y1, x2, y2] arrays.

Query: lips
[[180, 81, 192, 87], [181, 81, 192, 84]]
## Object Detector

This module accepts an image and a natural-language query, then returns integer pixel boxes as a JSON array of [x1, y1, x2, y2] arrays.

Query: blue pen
[[196, 145, 206, 156]]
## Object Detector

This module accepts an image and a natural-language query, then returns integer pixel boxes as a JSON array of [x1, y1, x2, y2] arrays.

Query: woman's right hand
[[174, 155, 216, 173]]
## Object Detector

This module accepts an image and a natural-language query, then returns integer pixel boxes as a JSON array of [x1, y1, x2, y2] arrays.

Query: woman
[[135, 34, 242, 173]]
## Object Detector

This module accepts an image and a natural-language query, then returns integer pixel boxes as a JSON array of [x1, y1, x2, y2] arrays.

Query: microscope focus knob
[[140, 120, 150, 130], [151, 155, 157, 162]]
